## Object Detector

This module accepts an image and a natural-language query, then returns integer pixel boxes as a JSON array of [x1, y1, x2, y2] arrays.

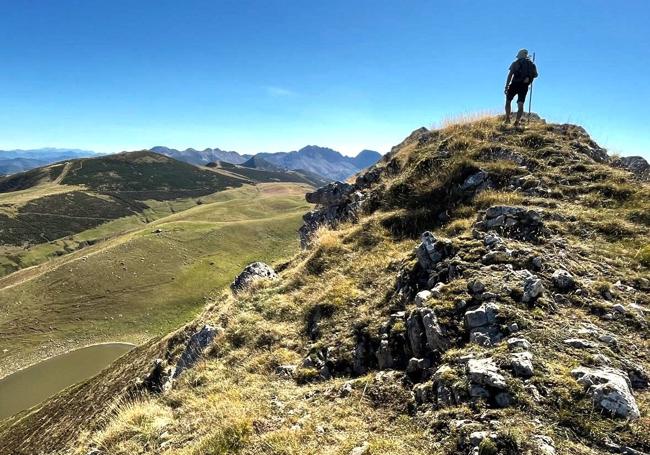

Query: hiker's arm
[[505, 70, 513, 93]]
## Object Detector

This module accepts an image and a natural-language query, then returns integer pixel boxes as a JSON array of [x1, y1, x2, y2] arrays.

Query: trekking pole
[[528, 52, 536, 123]]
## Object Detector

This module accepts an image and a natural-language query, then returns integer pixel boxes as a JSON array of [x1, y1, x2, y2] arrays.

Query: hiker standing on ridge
[[504, 49, 538, 126]]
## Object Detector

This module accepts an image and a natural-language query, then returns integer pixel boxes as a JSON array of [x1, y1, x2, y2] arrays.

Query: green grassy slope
[[0, 183, 312, 377]]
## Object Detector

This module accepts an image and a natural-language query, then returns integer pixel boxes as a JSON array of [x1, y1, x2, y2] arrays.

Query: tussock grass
[[92, 400, 173, 454]]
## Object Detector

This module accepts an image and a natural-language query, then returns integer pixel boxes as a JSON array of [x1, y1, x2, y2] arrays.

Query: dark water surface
[[0, 342, 134, 419]]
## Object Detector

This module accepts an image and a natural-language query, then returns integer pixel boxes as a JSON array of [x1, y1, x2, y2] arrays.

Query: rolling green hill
[[0, 182, 312, 378], [0, 151, 321, 277]]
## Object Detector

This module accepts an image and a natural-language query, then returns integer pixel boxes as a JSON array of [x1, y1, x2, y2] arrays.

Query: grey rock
[[564, 338, 595, 349], [612, 303, 627, 314], [231, 262, 278, 292], [494, 392, 513, 407], [522, 275, 544, 303], [476, 206, 545, 240], [612, 155, 650, 180], [377, 337, 393, 370], [551, 269, 575, 291], [416, 232, 454, 272], [464, 303, 498, 329], [349, 442, 370, 455], [469, 384, 490, 398], [510, 351, 534, 377], [414, 290, 432, 306], [533, 435, 556, 455], [461, 170, 490, 191], [421, 308, 449, 353], [306, 181, 354, 205], [507, 337, 531, 350], [174, 325, 219, 377], [572, 366, 640, 419], [467, 279, 486, 295], [468, 358, 508, 389], [483, 232, 502, 247]]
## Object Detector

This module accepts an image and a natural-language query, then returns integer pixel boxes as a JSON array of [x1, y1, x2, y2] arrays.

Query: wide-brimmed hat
[[516, 49, 529, 59]]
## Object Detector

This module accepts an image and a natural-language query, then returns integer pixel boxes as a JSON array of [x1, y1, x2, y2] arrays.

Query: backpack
[[513, 58, 536, 82]]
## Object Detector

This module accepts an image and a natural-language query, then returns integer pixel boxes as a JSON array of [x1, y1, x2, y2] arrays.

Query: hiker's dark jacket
[[509, 58, 538, 83]]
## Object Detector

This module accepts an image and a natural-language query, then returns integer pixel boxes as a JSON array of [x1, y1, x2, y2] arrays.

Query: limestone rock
[[564, 338, 595, 349], [533, 435, 556, 455], [510, 351, 534, 377], [467, 358, 507, 390], [551, 269, 575, 292], [415, 290, 432, 306], [416, 232, 455, 272], [522, 274, 544, 303], [475, 205, 545, 240], [572, 366, 640, 419], [231, 262, 278, 292], [507, 337, 531, 351], [306, 181, 353, 205], [174, 325, 219, 377], [464, 303, 498, 329]]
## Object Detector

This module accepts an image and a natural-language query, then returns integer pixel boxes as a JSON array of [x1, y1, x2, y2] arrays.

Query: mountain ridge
[[2, 116, 648, 455], [153, 145, 382, 181]]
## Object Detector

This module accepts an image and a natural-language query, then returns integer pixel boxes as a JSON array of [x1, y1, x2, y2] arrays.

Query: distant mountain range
[[150, 146, 251, 166], [0, 145, 383, 182], [0, 148, 97, 175], [152, 145, 382, 181]]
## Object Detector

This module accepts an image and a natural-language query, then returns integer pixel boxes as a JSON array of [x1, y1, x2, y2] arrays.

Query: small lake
[[0, 342, 134, 420]]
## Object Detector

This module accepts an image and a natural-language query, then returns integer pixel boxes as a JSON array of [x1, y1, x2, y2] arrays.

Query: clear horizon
[[0, 1, 648, 159]]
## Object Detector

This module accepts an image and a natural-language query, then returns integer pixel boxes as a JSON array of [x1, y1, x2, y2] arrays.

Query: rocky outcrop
[[475, 206, 545, 241], [173, 325, 218, 377], [299, 182, 364, 247], [612, 155, 650, 180], [572, 366, 640, 419], [231, 262, 277, 292], [551, 269, 575, 292], [142, 324, 219, 393], [465, 303, 501, 346]]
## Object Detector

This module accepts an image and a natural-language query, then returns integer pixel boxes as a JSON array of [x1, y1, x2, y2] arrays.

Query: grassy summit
[[1, 116, 648, 454]]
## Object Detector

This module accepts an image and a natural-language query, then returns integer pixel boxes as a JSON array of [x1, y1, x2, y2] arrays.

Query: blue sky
[[0, 0, 648, 158]]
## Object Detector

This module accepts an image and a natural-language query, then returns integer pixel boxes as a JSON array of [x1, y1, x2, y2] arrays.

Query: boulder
[[467, 279, 486, 295], [551, 269, 575, 292], [572, 366, 640, 419], [416, 232, 455, 272], [510, 351, 534, 377], [231, 262, 278, 292], [299, 182, 363, 247], [464, 303, 498, 329], [460, 170, 490, 191], [467, 358, 507, 390], [465, 303, 501, 346], [174, 325, 219, 377], [522, 275, 545, 303]]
